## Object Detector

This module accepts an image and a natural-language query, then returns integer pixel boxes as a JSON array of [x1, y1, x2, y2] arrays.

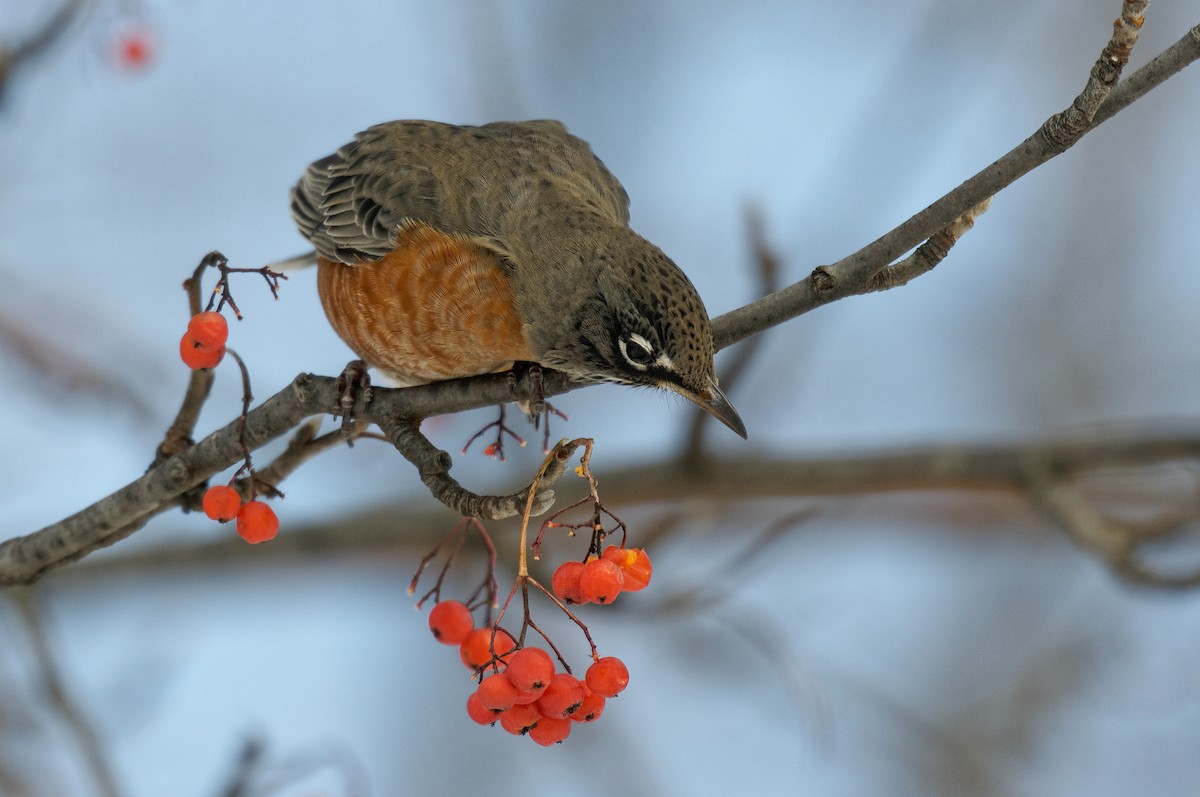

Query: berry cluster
[[177, 303, 280, 544], [426, 600, 629, 746], [551, 545, 652, 605], [179, 312, 228, 370], [201, 486, 279, 544]]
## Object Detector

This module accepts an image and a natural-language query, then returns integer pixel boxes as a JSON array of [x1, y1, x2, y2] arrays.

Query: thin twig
[[713, 2, 1171, 349], [0, 0, 87, 106]]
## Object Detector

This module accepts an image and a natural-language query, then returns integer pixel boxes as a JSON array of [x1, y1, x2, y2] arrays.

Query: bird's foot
[[333, 359, 373, 445], [513, 364, 568, 452]]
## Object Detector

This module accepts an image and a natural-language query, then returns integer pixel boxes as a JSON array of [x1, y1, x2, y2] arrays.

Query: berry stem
[[525, 577, 598, 670], [412, 523, 466, 608]]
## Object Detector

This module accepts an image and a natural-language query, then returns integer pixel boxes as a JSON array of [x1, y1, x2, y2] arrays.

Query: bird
[[288, 119, 746, 438]]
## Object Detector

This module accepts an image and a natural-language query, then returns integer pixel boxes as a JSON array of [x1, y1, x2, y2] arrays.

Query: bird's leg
[[333, 359, 373, 445], [461, 398, 525, 460], [516, 364, 568, 452], [524, 364, 547, 419]]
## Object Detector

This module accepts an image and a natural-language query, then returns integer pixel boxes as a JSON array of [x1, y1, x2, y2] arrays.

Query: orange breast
[[317, 222, 535, 385]]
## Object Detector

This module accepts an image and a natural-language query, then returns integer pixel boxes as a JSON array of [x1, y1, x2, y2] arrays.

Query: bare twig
[[0, 0, 87, 106], [864, 198, 993, 293], [214, 738, 265, 797], [13, 589, 122, 797], [1029, 473, 1200, 588]]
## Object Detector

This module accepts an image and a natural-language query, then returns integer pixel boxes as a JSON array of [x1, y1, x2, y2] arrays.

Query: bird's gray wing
[[290, 119, 633, 263], [290, 123, 443, 263], [488, 119, 631, 225]]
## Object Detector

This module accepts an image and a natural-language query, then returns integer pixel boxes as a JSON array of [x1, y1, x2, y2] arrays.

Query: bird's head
[[528, 232, 746, 438]]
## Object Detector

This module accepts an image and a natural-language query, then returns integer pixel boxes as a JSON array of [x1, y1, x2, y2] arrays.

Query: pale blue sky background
[[1, 1, 1199, 795]]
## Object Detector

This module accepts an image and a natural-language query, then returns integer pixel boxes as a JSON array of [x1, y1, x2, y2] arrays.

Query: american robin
[[289, 119, 746, 438]]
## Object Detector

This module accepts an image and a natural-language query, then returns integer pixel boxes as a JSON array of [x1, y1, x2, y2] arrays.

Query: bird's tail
[[267, 251, 319, 271]]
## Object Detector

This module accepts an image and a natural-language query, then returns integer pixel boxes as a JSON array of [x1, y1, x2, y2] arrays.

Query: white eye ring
[[618, 333, 655, 370]]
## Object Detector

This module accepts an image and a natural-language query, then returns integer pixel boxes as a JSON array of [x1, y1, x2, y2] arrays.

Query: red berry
[[535, 673, 585, 719], [528, 715, 571, 746], [578, 558, 624, 605], [551, 560, 587, 604], [187, 312, 229, 350], [427, 600, 473, 645], [114, 27, 155, 70], [202, 485, 241, 522], [179, 332, 224, 369], [459, 627, 516, 672], [585, 656, 629, 697], [601, 545, 652, 592], [466, 692, 497, 725], [475, 673, 519, 712], [235, 501, 278, 544], [572, 685, 605, 722], [498, 702, 541, 735], [505, 647, 554, 692]]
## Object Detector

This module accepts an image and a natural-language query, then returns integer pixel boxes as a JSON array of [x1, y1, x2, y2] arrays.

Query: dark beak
[[680, 378, 747, 439]]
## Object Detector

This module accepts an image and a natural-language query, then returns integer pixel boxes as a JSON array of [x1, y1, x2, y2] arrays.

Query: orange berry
[[187, 312, 229, 350], [505, 647, 554, 692], [179, 332, 224, 369], [535, 673, 585, 719], [498, 702, 541, 736], [459, 627, 516, 672], [476, 673, 519, 712], [466, 692, 496, 726], [528, 715, 571, 746], [578, 558, 624, 605], [201, 485, 241, 522], [551, 560, 586, 604], [585, 656, 629, 697], [601, 545, 652, 592], [427, 600, 473, 645], [235, 501, 278, 544], [572, 685, 605, 722]]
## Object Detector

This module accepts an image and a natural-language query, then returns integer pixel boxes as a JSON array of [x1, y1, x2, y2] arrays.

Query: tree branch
[[56, 427, 1200, 591], [712, 3, 1188, 349], [373, 409, 561, 520]]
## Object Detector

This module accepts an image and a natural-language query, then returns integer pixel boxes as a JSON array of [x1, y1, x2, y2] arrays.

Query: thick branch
[[0, 375, 330, 585]]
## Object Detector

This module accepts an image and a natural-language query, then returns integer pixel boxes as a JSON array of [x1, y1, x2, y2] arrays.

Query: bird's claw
[[333, 359, 373, 445]]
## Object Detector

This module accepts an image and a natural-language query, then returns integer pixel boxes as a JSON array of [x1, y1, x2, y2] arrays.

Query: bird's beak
[[677, 378, 747, 439]]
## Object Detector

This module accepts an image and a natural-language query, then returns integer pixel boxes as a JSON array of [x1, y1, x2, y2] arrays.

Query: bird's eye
[[618, 333, 655, 370]]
